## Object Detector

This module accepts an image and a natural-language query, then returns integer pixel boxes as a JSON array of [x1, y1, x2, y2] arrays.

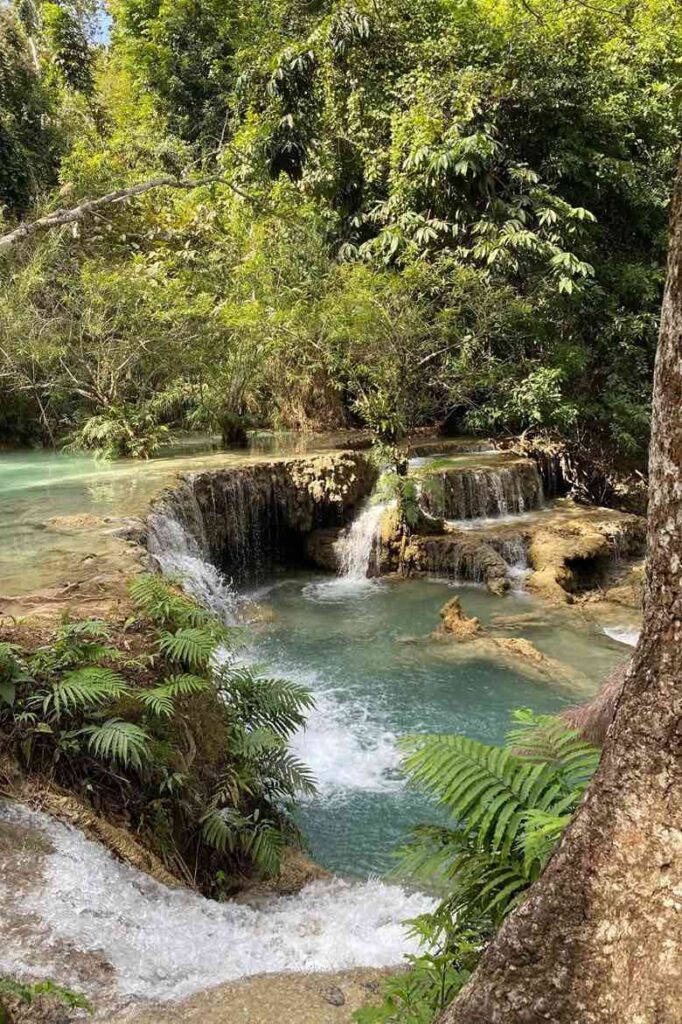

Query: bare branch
[[0, 175, 262, 255]]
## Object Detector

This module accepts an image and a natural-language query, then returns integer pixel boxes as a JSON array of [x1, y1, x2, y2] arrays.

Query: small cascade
[[421, 461, 544, 522], [603, 626, 640, 647], [147, 503, 238, 624], [334, 501, 388, 580], [0, 801, 433, 1005], [494, 536, 530, 590]]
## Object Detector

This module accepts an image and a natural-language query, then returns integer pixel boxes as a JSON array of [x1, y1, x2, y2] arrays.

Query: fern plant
[[1, 572, 316, 893], [397, 711, 599, 925], [31, 667, 130, 720], [357, 711, 599, 1024], [30, 619, 119, 672], [78, 718, 151, 771]]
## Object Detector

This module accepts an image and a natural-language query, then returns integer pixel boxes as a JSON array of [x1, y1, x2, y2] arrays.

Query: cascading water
[[147, 504, 238, 624], [0, 801, 433, 1007], [603, 626, 640, 647], [422, 461, 544, 522], [495, 536, 531, 591], [334, 500, 388, 579]]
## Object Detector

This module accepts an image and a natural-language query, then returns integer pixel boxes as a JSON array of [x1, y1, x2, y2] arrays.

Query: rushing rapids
[[0, 801, 433, 1009]]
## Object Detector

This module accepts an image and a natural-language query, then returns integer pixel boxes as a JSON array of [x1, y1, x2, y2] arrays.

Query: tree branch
[[0, 175, 262, 255]]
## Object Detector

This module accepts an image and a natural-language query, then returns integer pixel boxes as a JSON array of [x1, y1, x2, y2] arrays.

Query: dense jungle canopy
[[0, 0, 680, 460]]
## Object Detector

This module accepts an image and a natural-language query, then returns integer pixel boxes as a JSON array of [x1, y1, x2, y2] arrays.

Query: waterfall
[[495, 536, 530, 590], [334, 501, 388, 579], [422, 461, 544, 522], [147, 505, 238, 624]]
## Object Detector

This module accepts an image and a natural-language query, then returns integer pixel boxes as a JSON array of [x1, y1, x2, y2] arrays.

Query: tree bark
[[440, 153, 682, 1024]]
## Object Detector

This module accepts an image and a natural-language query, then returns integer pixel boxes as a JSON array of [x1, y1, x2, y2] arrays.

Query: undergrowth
[[0, 977, 91, 1022], [0, 574, 315, 893]]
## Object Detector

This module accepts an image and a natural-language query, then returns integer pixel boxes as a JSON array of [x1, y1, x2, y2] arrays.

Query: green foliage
[[1, 0, 679, 462], [0, 642, 32, 707], [33, 666, 130, 719], [158, 626, 220, 670], [67, 410, 171, 459], [0, 976, 92, 1019], [136, 673, 211, 717], [358, 711, 599, 1024], [79, 717, 151, 770], [355, 915, 479, 1024], [0, 574, 315, 889]]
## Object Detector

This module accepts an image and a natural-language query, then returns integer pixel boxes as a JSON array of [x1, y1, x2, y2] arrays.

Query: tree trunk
[[440, 153, 682, 1024]]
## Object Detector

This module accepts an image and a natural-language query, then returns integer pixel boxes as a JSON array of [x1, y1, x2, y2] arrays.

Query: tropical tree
[[440, 147, 682, 1024]]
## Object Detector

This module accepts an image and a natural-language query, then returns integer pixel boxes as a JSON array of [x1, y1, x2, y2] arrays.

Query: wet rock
[[419, 458, 543, 521], [44, 514, 105, 532], [400, 534, 510, 594], [432, 597, 481, 641], [320, 985, 346, 1006], [526, 512, 646, 604], [0, 992, 76, 1024], [305, 527, 343, 572], [148, 453, 377, 584], [240, 601, 279, 624]]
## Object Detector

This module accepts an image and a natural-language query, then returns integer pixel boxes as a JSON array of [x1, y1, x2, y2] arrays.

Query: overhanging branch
[[0, 175, 261, 255]]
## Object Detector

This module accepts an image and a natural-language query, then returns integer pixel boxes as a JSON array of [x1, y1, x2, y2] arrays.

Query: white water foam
[[0, 802, 433, 1004], [447, 507, 553, 531], [335, 500, 389, 580], [147, 511, 238, 624], [290, 689, 401, 797], [303, 499, 391, 602], [233, 645, 401, 799], [603, 626, 640, 647]]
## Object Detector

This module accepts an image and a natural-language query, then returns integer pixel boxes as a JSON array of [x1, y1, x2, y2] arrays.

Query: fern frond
[[158, 627, 218, 669], [401, 733, 565, 855], [217, 666, 314, 737], [200, 805, 250, 852], [137, 674, 210, 717], [130, 574, 238, 646], [519, 808, 574, 870], [200, 806, 285, 874], [79, 718, 151, 770], [507, 709, 600, 789], [33, 668, 129, 718]]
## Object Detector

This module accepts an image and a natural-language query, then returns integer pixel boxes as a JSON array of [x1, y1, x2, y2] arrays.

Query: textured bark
[[441, 154, 682, 1024]]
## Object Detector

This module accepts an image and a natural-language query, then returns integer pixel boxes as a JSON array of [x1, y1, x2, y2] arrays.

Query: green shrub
[[0, 575, 315, 889]]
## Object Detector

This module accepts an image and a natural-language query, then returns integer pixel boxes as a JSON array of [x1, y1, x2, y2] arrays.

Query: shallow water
[[244, 573, 627, 876], [0, 433, 354, 596]]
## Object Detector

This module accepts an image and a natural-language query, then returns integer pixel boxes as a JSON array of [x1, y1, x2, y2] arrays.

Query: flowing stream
[[0, 438, 641, 1010]]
